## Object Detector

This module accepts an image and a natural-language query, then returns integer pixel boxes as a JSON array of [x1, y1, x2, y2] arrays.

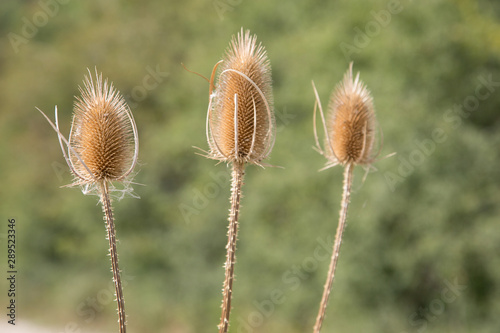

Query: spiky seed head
[[208, 28, 275, 165], [70, 70, 137, 182], [325, 63, 376, 166]]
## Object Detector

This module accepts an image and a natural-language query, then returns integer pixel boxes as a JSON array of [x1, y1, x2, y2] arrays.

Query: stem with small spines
[[313, 162, 354, 333], [100, 180, 126, 333], [218, 161, 245, 333]]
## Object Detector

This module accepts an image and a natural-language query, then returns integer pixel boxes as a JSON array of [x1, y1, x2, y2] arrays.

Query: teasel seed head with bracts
[[70, 70, 139, 185], [37, 69, 139, 333], [311, 63, 382, 333], [198, 28, 275, 333], [205, 28, 275, 167], [38, 69, 139, 198], [313, 62, 380, 171]]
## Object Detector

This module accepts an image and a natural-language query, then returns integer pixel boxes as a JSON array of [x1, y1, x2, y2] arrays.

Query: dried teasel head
[[38, 69, 139, 197], [205, 28, 275, 165], [70, 70, 138, 183], [313, 62, 378, 169]]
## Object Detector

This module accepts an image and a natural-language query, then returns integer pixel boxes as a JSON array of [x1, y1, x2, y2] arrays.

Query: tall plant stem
[[218, 161, 245, 333], [100, 181, 127, 333], [313, 163, 354, 333]]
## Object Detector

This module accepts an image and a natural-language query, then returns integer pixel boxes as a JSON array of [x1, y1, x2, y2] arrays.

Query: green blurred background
[[1, 0, 500, 332]]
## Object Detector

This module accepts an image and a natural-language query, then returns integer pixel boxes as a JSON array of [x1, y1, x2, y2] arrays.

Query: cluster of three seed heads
[[49, 30, 377, 178], [39, 28, 380, 333]]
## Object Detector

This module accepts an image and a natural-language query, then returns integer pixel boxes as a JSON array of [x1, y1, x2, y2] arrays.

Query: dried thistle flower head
[[37, 70, 138, 333], [37, 69, 139, 198], [311, 63, 382, 333], [313, 62, 378, 169], [206, 28, 275, 165], [70, 70, 138, 183]]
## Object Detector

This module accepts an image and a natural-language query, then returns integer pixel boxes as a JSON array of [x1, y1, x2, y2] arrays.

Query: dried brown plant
[[37, 69, 139, 333], [206, 29, 275, 165], [200, 28, 275, 333], [312, 63, 379, 333]]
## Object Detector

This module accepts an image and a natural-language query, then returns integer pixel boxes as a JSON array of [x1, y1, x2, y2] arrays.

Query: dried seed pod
[[327, 63, 375, 165], [207, 28, 275, 165], [311, 63, 382, 333], [199, 29, 276, 333], [313, 63, 377, 169], [69, 70, 139, 184], [37, 70, 139, 333]]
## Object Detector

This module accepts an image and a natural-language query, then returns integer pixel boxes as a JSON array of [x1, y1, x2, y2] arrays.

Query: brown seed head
[[70, 70, 137, 183], [207, 28, 275, 165], [325, 63, 376, 166]]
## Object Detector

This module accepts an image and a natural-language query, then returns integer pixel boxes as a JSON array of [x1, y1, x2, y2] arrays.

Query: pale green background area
[[1, 0, 500, 332]]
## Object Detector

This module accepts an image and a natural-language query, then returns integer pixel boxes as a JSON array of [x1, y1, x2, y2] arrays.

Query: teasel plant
[[311, 63, 385, 332], [37, 69, 139, 333], [196, 28, 275, 333]]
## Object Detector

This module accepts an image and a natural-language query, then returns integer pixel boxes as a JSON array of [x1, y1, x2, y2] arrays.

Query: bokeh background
[[1, 0, 500, 332]]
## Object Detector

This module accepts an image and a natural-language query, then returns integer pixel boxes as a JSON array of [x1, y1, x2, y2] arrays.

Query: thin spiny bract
[[37, 69, 138, 333], [312, 63, 379, 333], [200, 28, 275, 333], [207, 28, 275, 166]]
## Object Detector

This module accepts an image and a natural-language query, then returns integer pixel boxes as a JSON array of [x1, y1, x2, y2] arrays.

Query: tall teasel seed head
[[55, 69, 139, 196], [37, 70, 136, 333], [207, 28, 275, 165], [314, 62, 377, 168], [70, 70, 138, 182]]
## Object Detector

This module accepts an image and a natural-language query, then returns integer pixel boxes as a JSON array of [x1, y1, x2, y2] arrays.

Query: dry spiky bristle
[[70, 71, 135, 181], [326, 63, 376, 165], [209, 28, 274, 164]]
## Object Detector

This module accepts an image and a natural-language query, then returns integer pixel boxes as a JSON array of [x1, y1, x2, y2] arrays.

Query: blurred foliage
[[1, 0, 500, 332]]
